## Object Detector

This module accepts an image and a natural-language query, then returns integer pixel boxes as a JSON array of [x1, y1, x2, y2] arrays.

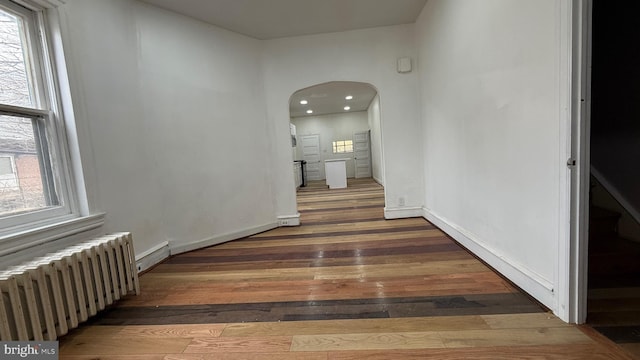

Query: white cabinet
[[324, 159, 348, 189]]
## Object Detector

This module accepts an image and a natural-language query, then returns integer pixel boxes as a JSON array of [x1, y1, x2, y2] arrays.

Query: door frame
[[562, 0, 592, 324]]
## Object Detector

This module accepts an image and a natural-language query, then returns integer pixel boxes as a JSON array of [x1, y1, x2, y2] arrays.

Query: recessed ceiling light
[[306, 110, 313, 114], [344, 106, 351, 111], [345, 95, 353, 100], [300, 100, 308, 105]]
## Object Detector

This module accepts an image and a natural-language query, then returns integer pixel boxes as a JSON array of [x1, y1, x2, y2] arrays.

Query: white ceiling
[[139, 0, 428, 40], [290, 82, 377, 118], [139, 0, 426, 118]]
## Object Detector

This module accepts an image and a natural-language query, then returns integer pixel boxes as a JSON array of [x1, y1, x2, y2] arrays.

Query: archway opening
[[288, 81, 383, 192]]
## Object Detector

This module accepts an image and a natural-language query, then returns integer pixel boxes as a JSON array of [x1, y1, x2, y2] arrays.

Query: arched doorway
[[288, 81, 384, 196]]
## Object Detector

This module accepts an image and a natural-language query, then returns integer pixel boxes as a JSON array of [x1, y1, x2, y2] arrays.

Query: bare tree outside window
[[0, 9, 32, 107]]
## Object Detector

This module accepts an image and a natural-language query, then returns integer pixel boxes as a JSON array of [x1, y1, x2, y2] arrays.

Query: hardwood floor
[[59, 178, 635, 359]]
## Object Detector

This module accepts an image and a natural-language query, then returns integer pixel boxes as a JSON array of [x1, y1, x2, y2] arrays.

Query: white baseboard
[[373, 176, 384, 186], [170, 222, 278, 256], [384, 206, 423, 219], [135, 241, 170, 273], [278, 213, 301, 226], [422, 207, 555, 311]]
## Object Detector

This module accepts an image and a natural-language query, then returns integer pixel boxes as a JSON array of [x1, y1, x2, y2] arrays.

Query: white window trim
[[332, 140, 354, 154], [1, 2, 74, 231], [0, 212, 104, 258], [0, 0, 101, 256]]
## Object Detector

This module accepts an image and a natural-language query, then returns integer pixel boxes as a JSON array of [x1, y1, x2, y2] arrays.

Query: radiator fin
[[0, 232, 139, 341]]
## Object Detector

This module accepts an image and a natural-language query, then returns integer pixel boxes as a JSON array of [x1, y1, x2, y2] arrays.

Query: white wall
[[367, 95, 384, 185], [58, 0, 276, 259], [51, 2, 574, 320], [292, 111, 369, 179], [416, 0, 566, 313], [263, 25, 424, 219]]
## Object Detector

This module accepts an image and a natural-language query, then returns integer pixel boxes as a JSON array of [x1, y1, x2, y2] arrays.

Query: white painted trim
[[278, 213, 301, 226], [559, 0, 592, 325], [373, 176, 384, 186], [384, 206, 423, 219], [570, 0, 593, 325], [135, 241, 170, 273], [423, 208, 555, 310], [170, 222, 279, 256], [130, 221, 284, 273], [554, 0, 575, 324], [0, 213, 105, 258]]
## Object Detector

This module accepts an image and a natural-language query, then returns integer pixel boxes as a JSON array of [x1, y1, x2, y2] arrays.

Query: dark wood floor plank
[[92, 292, 543, 326], [181, 234, 455, 258], [213, 229, 445, 250], [150, 251, 475, 273], [165, 242, 461, 264]]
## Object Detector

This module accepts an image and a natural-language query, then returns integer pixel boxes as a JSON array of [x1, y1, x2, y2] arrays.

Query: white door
[[301, 134, 322, 181], [354, 131, 372, 179]]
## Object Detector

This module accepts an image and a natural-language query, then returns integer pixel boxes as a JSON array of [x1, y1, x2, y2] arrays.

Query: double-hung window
[[0, 0, 77, 236]]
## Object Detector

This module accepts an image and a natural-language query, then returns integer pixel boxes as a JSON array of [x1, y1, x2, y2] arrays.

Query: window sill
[[0, 213, 106, 258]]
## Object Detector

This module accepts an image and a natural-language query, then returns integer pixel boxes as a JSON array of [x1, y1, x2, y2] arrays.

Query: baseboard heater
[[0, 232, 139, 341]]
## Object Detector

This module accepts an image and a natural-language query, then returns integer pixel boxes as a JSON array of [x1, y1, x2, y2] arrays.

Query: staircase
[[589, 206, 640, 282], [587, 205, 640, 357]]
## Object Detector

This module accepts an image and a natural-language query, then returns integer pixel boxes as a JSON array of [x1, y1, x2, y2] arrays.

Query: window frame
[[332, 139, 354, 154], [0, 0, 80, 237]]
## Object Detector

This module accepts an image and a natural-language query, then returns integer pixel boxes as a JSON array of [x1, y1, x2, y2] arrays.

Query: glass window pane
[[0, 114, 58, 216], [0, 8, 35, 107], [0, 156, 12, 175]]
